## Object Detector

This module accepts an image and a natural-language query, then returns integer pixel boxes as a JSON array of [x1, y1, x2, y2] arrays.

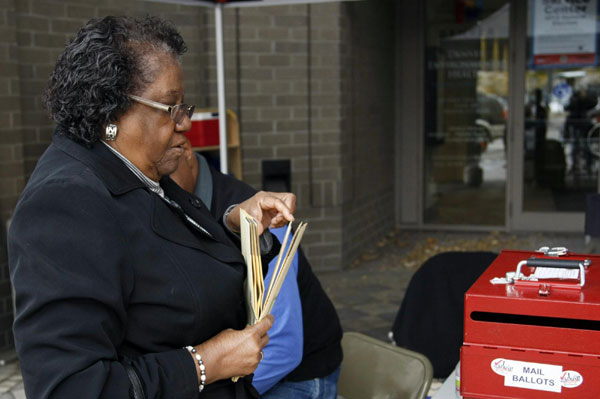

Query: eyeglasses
[[129, 94, 195, 124]]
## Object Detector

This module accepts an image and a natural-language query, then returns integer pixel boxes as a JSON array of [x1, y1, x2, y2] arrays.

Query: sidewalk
[[316, 228, 587, 341], [0, 351, 23, 399], [0, 229, 587, 397]]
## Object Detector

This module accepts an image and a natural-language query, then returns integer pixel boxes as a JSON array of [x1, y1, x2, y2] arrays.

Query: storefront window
[[524, 0, 600, 213], [424, 1, 509, 225]]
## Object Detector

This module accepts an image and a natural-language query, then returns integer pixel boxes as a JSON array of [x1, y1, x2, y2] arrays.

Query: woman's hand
[[226, 191, 296, 235], [190, 315, 274, 384]]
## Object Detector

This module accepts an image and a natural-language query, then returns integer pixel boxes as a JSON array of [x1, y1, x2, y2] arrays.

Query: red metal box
[[460, 249, 600, 398]]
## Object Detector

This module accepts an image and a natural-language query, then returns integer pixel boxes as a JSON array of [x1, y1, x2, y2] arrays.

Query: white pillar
[[215, 4, 228, 174]]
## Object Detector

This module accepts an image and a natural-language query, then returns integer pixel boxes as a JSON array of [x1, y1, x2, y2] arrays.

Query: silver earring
[[105, 124, 118, 141]]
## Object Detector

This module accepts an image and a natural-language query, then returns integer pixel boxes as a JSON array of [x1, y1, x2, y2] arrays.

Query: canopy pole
[[215, 3, 228, 174]]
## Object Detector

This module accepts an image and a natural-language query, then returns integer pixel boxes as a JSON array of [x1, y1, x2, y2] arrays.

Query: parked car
[[464, 92, 507, 186]]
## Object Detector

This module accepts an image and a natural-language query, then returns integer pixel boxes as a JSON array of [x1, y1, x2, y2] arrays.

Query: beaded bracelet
[[185, 346, 206, 393]]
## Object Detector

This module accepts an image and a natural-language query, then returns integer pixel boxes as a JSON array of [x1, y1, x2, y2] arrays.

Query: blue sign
[[552, 82, 572, 101]]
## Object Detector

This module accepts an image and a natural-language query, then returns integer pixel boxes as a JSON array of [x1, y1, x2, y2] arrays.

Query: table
[[432, 366, 459, 399]]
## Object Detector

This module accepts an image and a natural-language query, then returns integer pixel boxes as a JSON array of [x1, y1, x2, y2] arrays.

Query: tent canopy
[[148, 0, 355, 7]]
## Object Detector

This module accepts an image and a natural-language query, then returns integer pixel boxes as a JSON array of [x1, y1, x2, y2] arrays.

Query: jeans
[[261, 367, 341, 399]]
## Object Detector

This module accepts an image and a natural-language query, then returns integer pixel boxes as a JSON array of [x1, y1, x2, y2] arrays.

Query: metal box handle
[[514, 258, 589, 289]]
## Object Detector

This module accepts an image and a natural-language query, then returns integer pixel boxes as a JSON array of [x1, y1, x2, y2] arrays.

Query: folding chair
[[338, 332, 433, 399]]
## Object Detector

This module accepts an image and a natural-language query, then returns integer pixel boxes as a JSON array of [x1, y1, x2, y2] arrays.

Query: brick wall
[[203, 4, 347, 270], [340, 1, 396, 266], [305, 3, 345, 270], [202, 2, 395, 270], [0, 0, 24, 349]]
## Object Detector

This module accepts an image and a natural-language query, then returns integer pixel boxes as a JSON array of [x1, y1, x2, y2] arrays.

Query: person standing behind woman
[[8, 16, 296, 399], [171, 139, 343, 398]]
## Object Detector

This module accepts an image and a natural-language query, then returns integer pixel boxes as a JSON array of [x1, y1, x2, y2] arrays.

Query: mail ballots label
[[491, 358, 583, 393]]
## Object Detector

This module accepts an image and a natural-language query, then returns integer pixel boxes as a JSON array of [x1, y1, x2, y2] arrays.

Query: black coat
[[8, 134, 272, 399], [391, 251, 497, 378]]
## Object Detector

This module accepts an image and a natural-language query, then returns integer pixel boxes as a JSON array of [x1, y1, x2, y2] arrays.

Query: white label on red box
[[533, 267, 579, 279], [491, 358, 562, 393]]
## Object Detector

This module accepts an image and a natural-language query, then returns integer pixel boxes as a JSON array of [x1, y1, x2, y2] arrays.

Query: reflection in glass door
[[524, 68, 600, 213], [511, 0, 599, 232], [424, 1, 509, 226]]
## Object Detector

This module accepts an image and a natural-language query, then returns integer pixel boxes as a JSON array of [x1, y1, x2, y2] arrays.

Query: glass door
[[510, 0, 599, 231], [423, 0, 510, 227]]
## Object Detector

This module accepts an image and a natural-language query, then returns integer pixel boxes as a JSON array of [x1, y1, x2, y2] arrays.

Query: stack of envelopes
[[239, 208, 307, 325]]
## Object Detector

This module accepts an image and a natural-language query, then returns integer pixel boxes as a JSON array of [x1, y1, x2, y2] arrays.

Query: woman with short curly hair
[[47, 15, 188, 146], [8, 15, 296, 399]]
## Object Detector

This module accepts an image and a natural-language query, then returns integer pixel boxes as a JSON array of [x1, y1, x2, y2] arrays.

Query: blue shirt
[[252, 227, 304, 394]]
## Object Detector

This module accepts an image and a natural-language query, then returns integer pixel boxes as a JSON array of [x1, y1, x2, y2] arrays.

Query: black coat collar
[[53, 134, 147, 195], [52, 134, 245, 266]]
